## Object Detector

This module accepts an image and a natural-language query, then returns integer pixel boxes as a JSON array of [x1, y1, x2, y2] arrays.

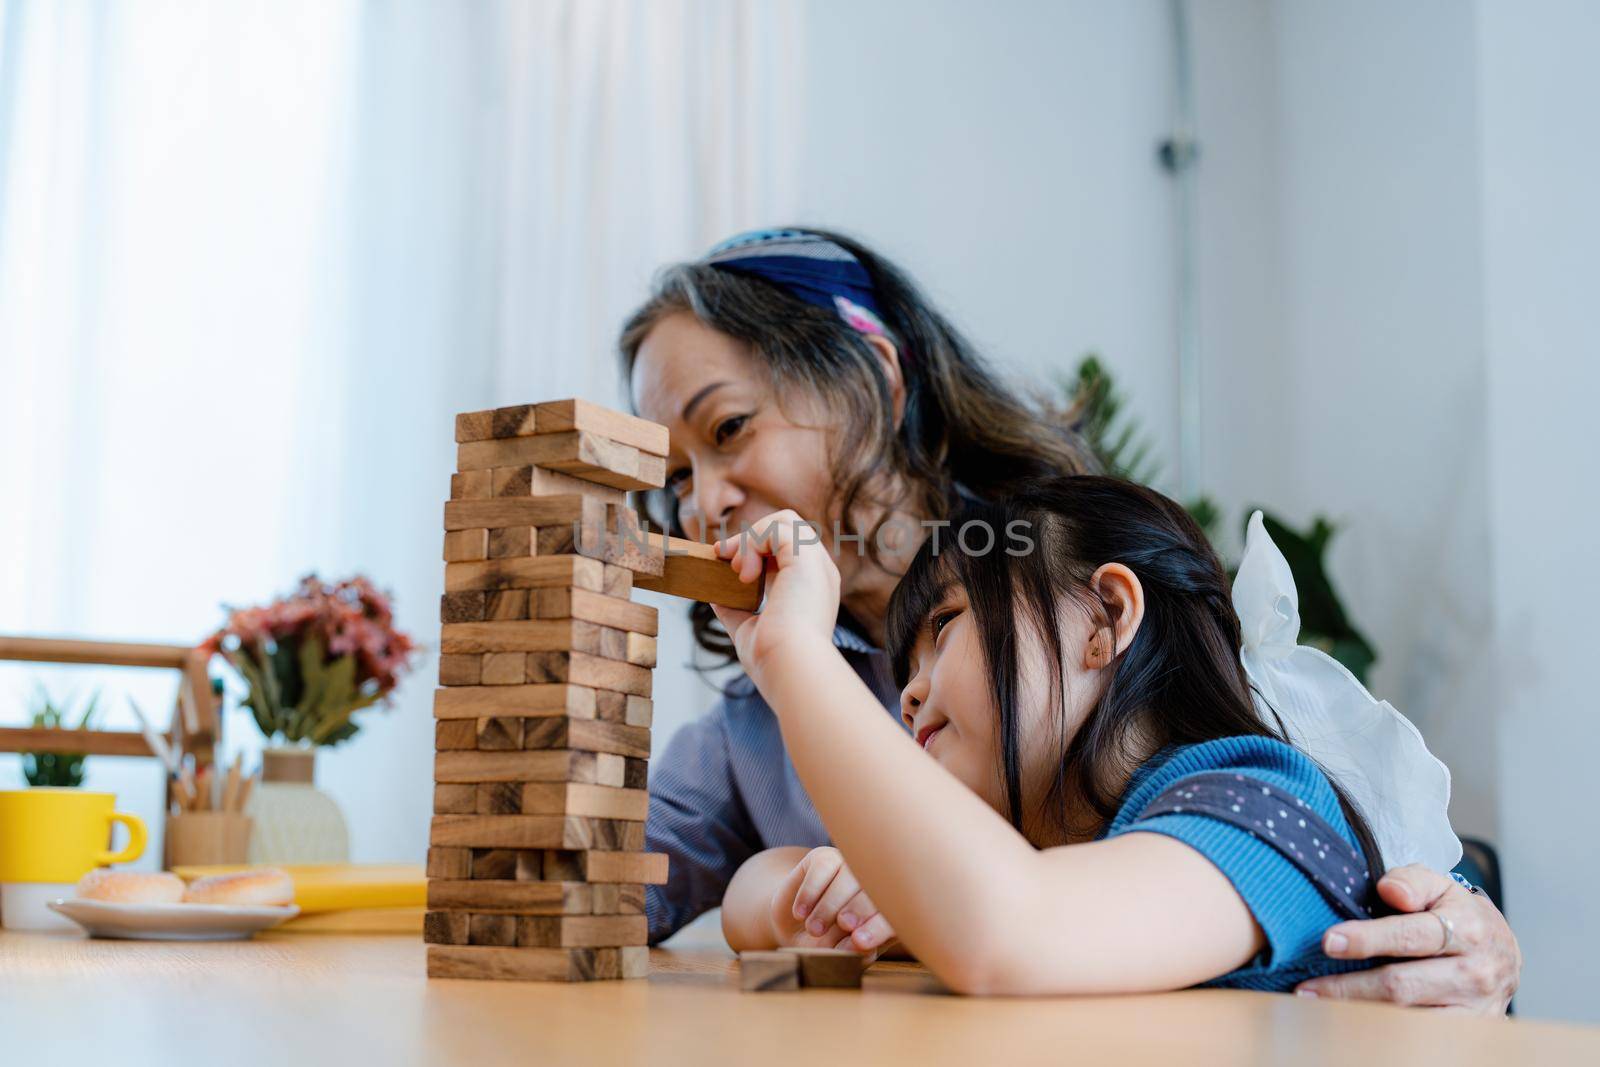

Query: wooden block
[[573, 851, 669, 885], [593, 690, 626, 722], [514, 915, 647, 949], [522, 718, 651, 760], [427, 880, 592, 915], [782, 947, 866, 988], [601, 565, 633, 598], [634, 533, 762, 610], [445, 556, 604, 595], [493, 465, 626, 508], [440, 619, 607, 655], [471, 848, 520, 880], [430, 814, 644, 851], [740, 951, 800, 992], [522, 650, 653, 697], [427, 846, 471, 879], [487, 527, 533, 559], [469, 913, 519, 946], [434, 749, 625, 786], [458, 432, 658, 492], [624, 632, 656, 668], [475, 781, 523, 815], [426, 944, 637, 982], [636, 453, 666, 490], [598, 626, 628, 662], [476, 716, 523, 750], [440, 591, 487, 624], [450, 469, 493, 499], [433, 684, 596, 720], [443, 496, 587, 532], [533, 399, 670, 457], [455, 409, 495, 443], [479, 652, 527, 686], [598, 504, 665, 577], [490, 404, 537, 438], [444, 528, 489, 563], [438, 654, 482, 687], [515, 851, 544, 880], [485, 589, 530, 621], [590, 883, 646, 915], [434, 782, 477, 814], [424, 910, 469, 945], [535, 587, 657, 637], [519, 782, 648, 821], [624, 696, 653, 728], [435, 719, 478, 750], [623, 758, 648, 790]]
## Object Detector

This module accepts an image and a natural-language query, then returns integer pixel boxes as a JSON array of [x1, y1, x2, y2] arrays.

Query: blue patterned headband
[[702, 229, 888, 337]]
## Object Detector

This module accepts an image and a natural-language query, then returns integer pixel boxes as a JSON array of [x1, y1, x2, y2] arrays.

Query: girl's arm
[[713, 513, 1264, 995], [721, 846, 809, 950]]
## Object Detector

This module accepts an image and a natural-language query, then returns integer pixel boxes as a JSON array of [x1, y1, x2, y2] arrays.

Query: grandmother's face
[[630, 311, 842, 553]]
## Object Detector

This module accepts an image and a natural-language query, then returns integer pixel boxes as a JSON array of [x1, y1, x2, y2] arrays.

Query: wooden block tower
[[425, 398, 759, 982]]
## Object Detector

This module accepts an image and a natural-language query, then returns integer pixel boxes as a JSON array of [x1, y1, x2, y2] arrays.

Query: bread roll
[[182, 867, 294, 907], [75, 869, 187, 904]]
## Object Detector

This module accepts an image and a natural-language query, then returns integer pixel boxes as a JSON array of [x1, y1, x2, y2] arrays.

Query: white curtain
[[0, 0, 802, 864]]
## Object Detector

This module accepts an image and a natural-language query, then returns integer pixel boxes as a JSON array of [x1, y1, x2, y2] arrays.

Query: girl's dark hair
[[885, 475, 1386, 889], [618, 228, 1093, 661]]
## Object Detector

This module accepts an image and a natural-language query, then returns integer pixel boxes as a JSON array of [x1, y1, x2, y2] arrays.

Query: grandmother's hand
[[1295, 864, 1520, 1014]]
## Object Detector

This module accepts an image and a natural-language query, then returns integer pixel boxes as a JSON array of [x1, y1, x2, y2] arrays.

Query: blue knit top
[[1101, 736, 1379, 992]]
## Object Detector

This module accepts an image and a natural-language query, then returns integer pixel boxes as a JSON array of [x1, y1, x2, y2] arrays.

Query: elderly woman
[[620, 228, 1520, 1012]]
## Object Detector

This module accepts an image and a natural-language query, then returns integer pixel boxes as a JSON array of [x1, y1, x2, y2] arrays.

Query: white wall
[[1478, 0, 1600, 1022], [796, 0, 1178, 470]]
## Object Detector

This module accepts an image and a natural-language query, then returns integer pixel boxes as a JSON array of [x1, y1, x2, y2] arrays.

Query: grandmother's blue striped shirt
[[645, 620, 899, 943]]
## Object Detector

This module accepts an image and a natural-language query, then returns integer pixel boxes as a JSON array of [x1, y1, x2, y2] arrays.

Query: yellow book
[[172, 863, 425, 913]]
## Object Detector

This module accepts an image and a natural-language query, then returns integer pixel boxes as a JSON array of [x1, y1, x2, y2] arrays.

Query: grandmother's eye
[[713, 414, 749, 445]]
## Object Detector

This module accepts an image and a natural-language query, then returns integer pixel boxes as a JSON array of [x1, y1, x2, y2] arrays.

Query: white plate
[[46, 898, 299, 941]]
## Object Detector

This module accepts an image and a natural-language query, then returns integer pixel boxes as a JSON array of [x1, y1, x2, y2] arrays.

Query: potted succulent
[[202, 575, 416, 863], [21, 688, 101, 787]]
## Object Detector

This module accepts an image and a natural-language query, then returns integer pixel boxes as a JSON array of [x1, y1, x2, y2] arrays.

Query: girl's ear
[[863, 333, 907, 431], [1090, 563, 1145, 658]]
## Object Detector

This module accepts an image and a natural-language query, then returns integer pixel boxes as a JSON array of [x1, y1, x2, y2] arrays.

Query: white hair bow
[[1233, 511, 1461, 873]]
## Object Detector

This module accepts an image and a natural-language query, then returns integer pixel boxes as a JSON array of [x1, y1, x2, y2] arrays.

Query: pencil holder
[[163, 812, 253, 868]]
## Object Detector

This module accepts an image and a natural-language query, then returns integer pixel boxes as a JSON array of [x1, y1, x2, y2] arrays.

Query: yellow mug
[[0, 789, 147, 883]]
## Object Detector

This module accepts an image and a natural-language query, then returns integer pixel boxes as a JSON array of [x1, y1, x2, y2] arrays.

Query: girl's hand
[[710, 509, 841, 677], [770, 846, 898, 956]]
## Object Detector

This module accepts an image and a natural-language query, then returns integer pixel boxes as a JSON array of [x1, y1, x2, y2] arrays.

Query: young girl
[[712, 476, 1383, 994]]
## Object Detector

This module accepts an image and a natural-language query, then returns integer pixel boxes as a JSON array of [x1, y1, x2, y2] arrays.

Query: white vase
[[246, 748, 349, 865]]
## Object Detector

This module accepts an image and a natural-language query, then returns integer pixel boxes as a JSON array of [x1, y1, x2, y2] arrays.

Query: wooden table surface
[[1, 927, 1594, 1065]]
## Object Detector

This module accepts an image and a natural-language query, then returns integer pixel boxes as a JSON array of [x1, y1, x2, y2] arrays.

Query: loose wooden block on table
[[740, 951, 801, 992], [430, 814, 644, 852], [634, 533, 763, 610], [783, 947, 866, 989], [427, 943, 648, 982]]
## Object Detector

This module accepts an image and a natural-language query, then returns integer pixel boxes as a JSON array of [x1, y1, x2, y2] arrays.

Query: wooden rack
[[0, 636, 220, 766]]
